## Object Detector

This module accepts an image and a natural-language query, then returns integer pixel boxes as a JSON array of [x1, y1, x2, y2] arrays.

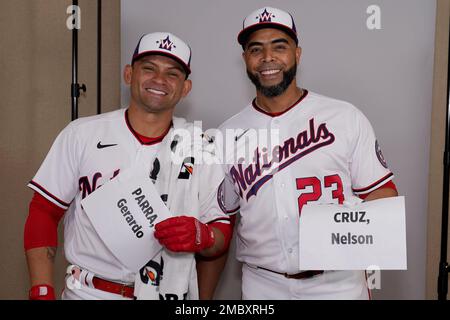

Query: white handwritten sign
[[81, 163, 172, 272], [299, 196, 407, 270]]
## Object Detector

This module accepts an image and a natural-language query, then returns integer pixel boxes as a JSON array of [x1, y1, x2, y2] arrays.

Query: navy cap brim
[[237, 22, 298, 47], [132, 50, 191, 75]]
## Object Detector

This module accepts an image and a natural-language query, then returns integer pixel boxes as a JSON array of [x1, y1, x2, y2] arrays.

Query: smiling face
[[124, 54, 192, 114], [243, 28, 301, 97]]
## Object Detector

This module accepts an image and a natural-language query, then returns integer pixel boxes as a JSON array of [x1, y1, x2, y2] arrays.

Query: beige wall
[[426, 0, 450, 300], [426, 0, 450, 299], [0, 0, 120, 299]]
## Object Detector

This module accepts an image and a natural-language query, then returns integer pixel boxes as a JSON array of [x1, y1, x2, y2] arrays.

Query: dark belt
[[91, 277, 135, 299], [258, 267, 324, 279]]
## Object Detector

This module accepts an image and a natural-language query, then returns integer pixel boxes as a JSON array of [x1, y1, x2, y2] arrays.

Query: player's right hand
[[154, 216, 215, 253]]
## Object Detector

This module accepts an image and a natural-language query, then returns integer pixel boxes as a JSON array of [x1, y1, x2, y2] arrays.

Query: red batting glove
[[29, 284, 56, 300], [154, 216, 215, 253]]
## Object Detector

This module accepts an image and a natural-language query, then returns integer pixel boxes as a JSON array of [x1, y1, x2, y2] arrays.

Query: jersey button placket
[[271, 119, 294, 270], [273, 173, 292, 271], [279, 170, 300, 271]]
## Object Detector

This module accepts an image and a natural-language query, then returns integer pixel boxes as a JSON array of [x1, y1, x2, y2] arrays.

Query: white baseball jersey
[[28, 108, 228, 284], [219, 90, 393, 274]]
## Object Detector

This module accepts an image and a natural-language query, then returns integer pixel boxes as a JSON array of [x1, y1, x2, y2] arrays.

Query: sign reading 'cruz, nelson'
[[299, 197, 407, 270], [331, 211, 373, 245]]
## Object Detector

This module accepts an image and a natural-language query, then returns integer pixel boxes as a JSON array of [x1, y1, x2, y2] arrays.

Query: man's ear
[[296, 46, 302, 65], [181, 79, 192, 98], [124, 64, 133, 85]]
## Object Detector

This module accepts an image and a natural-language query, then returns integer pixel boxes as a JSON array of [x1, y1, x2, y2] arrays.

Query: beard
[[247, 64, 297, 98]]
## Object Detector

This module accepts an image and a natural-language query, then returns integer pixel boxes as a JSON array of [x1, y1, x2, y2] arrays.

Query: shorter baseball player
[[24, 32, 232, 300], [219, 7, 398, 299]]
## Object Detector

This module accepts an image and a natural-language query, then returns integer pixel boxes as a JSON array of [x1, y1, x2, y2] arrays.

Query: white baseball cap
[[237, 7, 298, 47], [132, 32, 191, 75]]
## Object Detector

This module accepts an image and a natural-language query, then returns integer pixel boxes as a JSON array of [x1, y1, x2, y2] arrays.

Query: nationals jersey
[[28, 108, 228, 283], [219, 90, 394, 274]]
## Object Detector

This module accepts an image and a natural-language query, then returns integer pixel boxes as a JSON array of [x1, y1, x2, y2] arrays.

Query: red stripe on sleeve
[[358, 180, 398, 200]]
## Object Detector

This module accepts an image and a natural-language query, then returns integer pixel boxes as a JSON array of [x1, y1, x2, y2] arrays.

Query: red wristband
[[29, 284, 56, 300]]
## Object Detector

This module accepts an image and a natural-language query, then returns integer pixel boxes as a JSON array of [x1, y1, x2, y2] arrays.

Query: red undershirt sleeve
[[24, 192, 66, 250]]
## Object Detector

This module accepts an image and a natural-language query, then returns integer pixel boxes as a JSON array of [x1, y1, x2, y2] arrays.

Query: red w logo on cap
[[159, 36, 174, 51], [259, 9, 273, 22]]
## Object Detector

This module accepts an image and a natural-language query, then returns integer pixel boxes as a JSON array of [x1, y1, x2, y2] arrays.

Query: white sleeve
[[28, 123, 80, 209], [222, 167, 240, 216], [197, 162, 231, 224], [213, 125, 240, 216], [350, 109, 394, 196]]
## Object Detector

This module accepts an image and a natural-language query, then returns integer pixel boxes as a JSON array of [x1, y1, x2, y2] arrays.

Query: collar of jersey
[[125, 109, 171, 145], [252, 89, 309, 117]]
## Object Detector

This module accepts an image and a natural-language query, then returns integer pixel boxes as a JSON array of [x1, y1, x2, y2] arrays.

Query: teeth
[[146, 88, 166, 95], [261, 69, 280, 75]]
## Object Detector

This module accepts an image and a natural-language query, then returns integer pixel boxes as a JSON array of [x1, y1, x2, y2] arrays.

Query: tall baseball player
[[24, 32, 232, 300], [219, 7, 398, 299]]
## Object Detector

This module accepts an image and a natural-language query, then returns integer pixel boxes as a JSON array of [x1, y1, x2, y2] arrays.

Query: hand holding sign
[[154, 216, 215, 253]]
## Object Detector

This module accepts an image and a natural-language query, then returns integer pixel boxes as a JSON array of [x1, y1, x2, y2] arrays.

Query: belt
[[257, 266, 324, 279], [91, 277, 135, 299], [67, 266, 134, 299]]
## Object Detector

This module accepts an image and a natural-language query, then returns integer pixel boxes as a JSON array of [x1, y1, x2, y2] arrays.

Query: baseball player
[[219, 7, 398, 299], [24, 32, 232, 300]]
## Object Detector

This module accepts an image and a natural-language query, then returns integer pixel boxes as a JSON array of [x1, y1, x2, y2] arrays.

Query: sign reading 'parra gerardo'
[[81, 161, 172, 272]]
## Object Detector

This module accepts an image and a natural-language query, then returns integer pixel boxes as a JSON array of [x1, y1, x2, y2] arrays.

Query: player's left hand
[[154, 216, 215, 253]]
